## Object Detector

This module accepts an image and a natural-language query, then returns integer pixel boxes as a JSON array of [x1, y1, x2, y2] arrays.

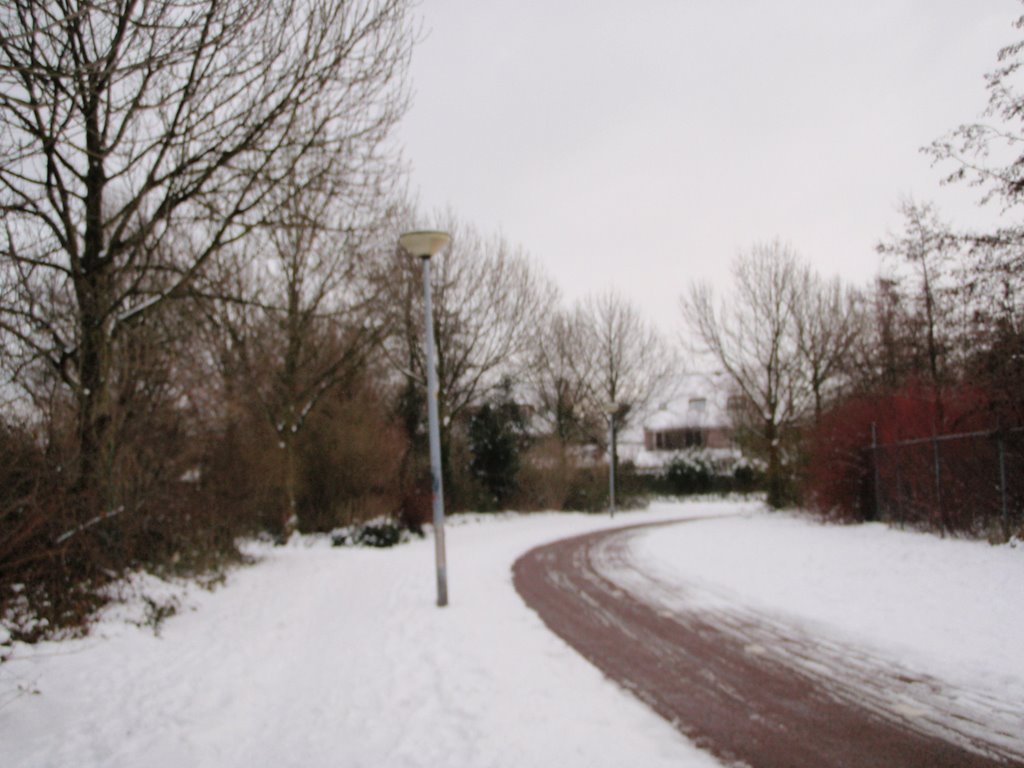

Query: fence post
[[998, 421, 1009, 541], [932, 420, 944, 536], [871, 423, 881, 521], [894, 458, 903, 528]]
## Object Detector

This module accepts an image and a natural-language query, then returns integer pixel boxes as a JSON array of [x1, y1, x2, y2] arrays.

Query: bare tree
[[955, 237, 1024, 420], [387, 214, 556, 502], [840, 275, 910, 394], [793, 268, 863, 425], [928, 4, 1024, 241], [681, 241, 806, 508], [877, 200, 958, 424], [526, 306, 599, 446], [205, 160, 398, 537], [0, 0, 413, 513], [927, 7, 1024, 419], [578, 292, 676, 474]]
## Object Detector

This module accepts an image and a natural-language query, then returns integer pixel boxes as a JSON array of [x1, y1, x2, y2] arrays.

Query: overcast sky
[[398, 1, 1019, 334]]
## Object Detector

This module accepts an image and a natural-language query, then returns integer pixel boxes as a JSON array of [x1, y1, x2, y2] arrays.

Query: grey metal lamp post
[[604, 402, 618, 518], [399, 230, 451, 607]]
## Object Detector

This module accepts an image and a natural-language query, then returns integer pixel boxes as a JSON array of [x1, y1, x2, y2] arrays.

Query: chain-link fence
[[869, 425, 1024, 538]]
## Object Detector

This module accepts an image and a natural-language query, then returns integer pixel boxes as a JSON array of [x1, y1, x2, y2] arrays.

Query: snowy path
[[1, 507, 725, 768], [514, 517, 1024, 768], [3, 501, 1021, 768]]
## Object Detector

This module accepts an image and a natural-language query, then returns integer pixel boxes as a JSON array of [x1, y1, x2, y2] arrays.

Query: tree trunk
[[812, 371, 824, 428], [610, 421, 618, 500], [921, 262, 945, 428], [75, 318, 112, 500], [281, 428, 298, 540], [73, 100, 113, 516], [765, 418, 785, 509], [280, 278, 302, 539]]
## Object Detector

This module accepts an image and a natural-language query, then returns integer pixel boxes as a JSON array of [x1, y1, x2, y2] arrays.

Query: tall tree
[[205, 160, 398, 536], [0, 0, 413, 514], [578, 292, 675, 476], [387, 215, 555, 504], [682, 241, 806, 508], [793, 267, 863, 425], [845, 275, 912, 393], [928, 3, 1024, 239], [468, 378, 528, 509], [527, 306, 598, 446], [877, 200, 958, 424], [927, 7, 1024, 420]]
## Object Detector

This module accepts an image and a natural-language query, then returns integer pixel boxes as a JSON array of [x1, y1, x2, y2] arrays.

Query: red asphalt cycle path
[[512, 518, 1024, 768]]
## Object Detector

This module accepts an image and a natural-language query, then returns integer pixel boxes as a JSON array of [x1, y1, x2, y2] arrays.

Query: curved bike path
[[512, 518, 1024, 768]]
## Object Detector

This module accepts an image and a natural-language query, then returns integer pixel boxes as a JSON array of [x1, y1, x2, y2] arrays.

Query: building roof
[[642, 372, 733, 432]]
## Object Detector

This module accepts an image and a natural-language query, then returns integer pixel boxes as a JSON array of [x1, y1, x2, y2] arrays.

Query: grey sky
[[398, 1, 1018, 333]]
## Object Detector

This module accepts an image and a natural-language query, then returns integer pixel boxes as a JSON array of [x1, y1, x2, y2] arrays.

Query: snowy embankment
[[2, 500, 1020, 768], [1, 505, 725, 768], [628, 511, 1024, 701]]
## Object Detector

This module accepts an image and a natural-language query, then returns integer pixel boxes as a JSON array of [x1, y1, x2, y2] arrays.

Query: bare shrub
[[806, 381, 1022, 536], [513, 438, 577, 511], [297, 385, 406, 532]]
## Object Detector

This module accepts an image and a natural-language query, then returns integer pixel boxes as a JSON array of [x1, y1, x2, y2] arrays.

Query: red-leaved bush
[[806, 381, 1022, 537]]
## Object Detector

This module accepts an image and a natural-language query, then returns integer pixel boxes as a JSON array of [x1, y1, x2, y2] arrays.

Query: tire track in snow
[[513, 518, 1024, 768]]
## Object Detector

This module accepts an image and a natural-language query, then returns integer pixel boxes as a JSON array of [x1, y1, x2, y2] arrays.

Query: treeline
[[0, 208, 673, 638], [682, 228, 1022, 533], [0, 0, 682, 638], [683, 8, 1024, 532], [5, 0, 1024, 639]]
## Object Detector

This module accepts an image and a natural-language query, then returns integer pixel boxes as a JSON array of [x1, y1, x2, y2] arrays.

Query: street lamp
[[604, 402, 618, 518], [399, 230, 451, 607]]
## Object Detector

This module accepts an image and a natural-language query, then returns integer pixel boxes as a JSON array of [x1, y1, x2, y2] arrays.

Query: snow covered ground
[[629, 510, 1024, 699], [1, 505, 723, 768], [2, 499, 1021, 767], [617, 509, 1024, 759]]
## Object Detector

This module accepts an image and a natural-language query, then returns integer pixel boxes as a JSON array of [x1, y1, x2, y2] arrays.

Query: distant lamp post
[[604, 402, 618, 518], [399, 230, 451, 607]]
